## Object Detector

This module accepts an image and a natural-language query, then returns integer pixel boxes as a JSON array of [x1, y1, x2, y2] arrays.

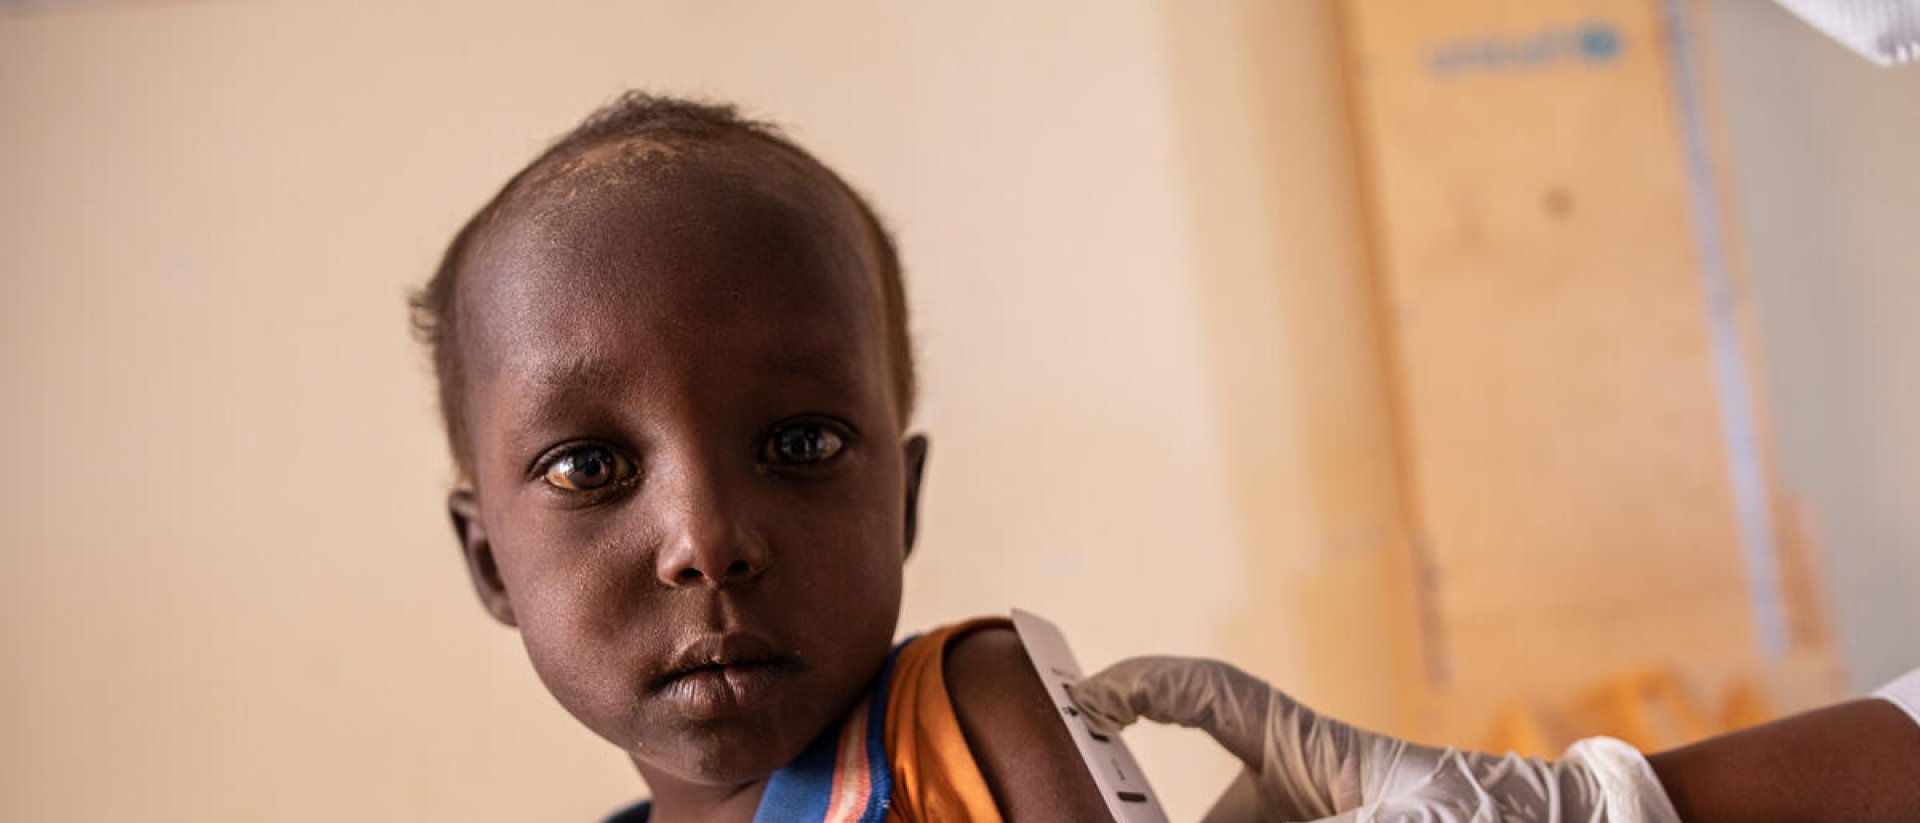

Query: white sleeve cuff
[[1561, 736, 1684, 823], [1872, 666, 1920, 728]]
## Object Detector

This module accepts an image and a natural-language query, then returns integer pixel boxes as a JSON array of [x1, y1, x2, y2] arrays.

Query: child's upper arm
[[944, 625, 1113, 821]]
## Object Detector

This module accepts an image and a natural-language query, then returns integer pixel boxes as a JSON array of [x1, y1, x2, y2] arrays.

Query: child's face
[[448, 146, 923, 789]]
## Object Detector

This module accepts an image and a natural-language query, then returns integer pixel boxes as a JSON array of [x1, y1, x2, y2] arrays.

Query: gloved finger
[[1068, 655, 1273, 769]]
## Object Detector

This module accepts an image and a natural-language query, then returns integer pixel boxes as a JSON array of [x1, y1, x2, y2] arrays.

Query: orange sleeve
[[881, 617, 1010, 823]]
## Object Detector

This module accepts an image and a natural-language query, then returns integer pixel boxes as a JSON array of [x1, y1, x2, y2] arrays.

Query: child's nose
[[652, 471, 769, 589]]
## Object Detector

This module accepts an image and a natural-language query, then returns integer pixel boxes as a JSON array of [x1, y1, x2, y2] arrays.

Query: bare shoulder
[[944, 624, 1111, 822]]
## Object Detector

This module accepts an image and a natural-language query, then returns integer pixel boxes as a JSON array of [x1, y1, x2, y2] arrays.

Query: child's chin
[[643, 721, 813, 787]]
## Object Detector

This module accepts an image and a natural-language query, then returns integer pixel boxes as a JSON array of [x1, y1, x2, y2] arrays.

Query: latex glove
[[1068, 656, 1682, 823]]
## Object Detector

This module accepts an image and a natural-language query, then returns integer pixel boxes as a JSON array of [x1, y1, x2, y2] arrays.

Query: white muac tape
[[1011, 609, 1171, 823]]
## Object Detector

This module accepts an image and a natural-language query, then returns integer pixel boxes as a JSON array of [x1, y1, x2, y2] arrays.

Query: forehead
[[457, 144, 889, 397]]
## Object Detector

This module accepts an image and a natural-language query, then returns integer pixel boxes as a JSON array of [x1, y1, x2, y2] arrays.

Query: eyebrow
[[529, 355, 627, 393], [521, 346, 862, 395], [756, 346, 861, 389]]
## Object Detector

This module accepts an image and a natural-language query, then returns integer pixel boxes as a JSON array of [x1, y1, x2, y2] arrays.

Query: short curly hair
[[410, 92, 915, 483]]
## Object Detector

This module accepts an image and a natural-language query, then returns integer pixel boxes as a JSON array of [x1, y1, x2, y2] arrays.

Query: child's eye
[[541, 445, 635, 492], [762, 422, 845, 466]]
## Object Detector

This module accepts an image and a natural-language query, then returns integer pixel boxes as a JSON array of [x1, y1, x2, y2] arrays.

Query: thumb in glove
[[1070, 656, 1367, 820]]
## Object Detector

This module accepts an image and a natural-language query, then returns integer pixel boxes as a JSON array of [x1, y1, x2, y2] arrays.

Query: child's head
[[411, 93, 928, 792]]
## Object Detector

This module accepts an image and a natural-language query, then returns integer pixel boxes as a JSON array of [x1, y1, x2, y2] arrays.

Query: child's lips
[[653, 631, 801, 719], [659, 659, 799, 719]]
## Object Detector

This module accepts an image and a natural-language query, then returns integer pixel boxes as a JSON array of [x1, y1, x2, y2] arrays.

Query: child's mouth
[[660, 660, 798, 719], [654, 632, 801, 719]]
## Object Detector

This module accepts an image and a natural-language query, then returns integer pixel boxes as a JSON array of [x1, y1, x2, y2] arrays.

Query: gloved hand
[[1068, 656, 1683, 823]]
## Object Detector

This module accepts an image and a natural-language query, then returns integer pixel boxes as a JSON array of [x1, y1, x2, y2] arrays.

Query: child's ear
[[902, 434, 929, 560], [448, 490, 517, 627]]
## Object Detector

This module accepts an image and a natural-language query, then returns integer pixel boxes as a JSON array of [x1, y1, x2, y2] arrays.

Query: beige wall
[[2, 1, 1913, 821], [1707, 0, 1920, 692]]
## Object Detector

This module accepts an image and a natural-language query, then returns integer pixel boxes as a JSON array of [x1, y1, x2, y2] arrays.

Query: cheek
[[836, 511, 905, 600], [784, 454, 903, 556], [490, 513, 660, 744], [521, 607, 632, 699], [774, 478, 907, 629], [514, 575, 660, 749]]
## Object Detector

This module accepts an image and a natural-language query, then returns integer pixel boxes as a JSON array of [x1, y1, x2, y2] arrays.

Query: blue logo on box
[[1428, 21, 1624, 76]]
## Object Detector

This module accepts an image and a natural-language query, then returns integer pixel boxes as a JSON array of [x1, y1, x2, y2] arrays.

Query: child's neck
[[636, 767, 770, 823]]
